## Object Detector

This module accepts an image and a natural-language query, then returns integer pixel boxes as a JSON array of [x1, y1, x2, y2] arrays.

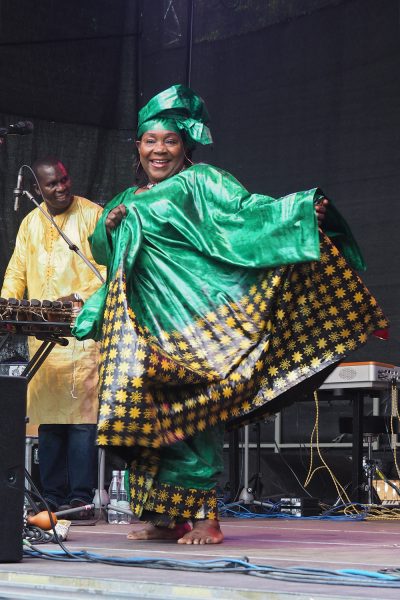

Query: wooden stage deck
[[1, 516, 400, 599]]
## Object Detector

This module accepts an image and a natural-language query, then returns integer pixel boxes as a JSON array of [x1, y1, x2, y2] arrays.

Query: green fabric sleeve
[[73, 164, 365, 341], [121, 164, 322, 268]]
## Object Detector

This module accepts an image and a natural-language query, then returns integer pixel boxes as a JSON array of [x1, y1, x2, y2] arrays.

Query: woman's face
[[136, 130, 186, 184]]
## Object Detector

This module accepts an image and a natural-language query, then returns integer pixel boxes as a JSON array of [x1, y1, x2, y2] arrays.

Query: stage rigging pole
[[185, 0, 194, 86]]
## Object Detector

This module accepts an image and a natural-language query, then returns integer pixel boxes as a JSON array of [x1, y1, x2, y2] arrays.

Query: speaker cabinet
[[0, 375, 27, 562]]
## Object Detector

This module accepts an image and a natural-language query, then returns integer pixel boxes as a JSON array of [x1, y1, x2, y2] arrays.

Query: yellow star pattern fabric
[[96, 234, 387, 520]]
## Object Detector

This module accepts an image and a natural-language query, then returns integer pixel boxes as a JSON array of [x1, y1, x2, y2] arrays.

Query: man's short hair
[[31, 156, 66, 176]]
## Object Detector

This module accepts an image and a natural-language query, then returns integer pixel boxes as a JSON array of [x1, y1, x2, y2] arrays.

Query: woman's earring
[[184, 153, 194, 165]]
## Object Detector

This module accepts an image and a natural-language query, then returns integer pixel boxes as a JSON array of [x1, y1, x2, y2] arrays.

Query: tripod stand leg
[[92, 447, 109, 515], [24, 437, 34, 492], [255, 422, 262, 500], [364, 434, 381, 505], [244, 425, 249, 490], [228, 429, 240, 502]]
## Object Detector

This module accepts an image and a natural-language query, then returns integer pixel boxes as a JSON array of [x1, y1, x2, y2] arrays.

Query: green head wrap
[[137, 84, 213, 148]]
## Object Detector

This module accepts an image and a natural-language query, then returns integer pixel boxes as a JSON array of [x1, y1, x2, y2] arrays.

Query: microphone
[[13, 167, 24, 212], [0, 121, 34, 137]]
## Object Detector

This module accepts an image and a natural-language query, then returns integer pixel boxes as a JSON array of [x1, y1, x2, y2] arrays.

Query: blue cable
[[218, 499, 368, 521], [340, 569, 398, 580], [22, 547, 400, 586]]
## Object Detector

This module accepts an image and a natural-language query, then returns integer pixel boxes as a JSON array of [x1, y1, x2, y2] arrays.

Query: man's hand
[[57, 293, 83, 303], [315, 198, 328, 227], [105, 204, 127, 234]]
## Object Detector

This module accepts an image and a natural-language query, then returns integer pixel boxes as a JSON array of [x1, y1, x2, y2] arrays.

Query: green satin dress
[[73, 163, 387, 526]]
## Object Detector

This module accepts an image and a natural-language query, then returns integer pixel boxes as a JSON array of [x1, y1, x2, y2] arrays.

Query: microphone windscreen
[[12, 121, 34, 135]]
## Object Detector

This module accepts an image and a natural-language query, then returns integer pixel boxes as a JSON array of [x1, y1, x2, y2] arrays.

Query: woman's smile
[[150, 159, 170, 168]]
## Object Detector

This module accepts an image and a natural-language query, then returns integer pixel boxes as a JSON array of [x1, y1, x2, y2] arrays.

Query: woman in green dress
[[73, 84, 387, 544]]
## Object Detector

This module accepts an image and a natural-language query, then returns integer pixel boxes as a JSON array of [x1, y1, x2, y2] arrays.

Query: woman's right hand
[[105, 204, 127, 234]]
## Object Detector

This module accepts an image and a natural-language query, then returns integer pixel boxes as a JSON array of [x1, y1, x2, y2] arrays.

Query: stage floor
[[1, 517, 400, 599]]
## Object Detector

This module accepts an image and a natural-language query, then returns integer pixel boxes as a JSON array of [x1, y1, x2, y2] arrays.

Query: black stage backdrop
[[0, 0, 399, 365]]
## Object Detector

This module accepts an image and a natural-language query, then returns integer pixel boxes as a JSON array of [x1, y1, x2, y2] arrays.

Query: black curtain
[[1, 0, 399, 364], [0, 0, 140, 274]]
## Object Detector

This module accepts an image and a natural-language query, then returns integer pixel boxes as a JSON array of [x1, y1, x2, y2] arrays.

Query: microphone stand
[[18, 189, 105, 284]]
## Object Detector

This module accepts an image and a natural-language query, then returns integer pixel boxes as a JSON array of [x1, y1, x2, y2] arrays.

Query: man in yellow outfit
[[1, 157, 105, 517]]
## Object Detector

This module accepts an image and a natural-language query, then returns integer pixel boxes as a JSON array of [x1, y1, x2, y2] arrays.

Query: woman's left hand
[[315, 198, 328, 227], [105, 204, 127, 234]]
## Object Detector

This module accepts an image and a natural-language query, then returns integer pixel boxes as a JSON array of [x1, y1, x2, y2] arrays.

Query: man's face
[[35, 162, 72, 215]]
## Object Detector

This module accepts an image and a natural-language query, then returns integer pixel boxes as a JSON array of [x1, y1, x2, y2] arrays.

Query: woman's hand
[[315, 198, 328, 227], [105, 204, 127, 234]]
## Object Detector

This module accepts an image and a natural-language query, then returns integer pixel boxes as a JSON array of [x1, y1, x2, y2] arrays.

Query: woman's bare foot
[[127, 521, 191, 541], [177, 519, 223, 545]]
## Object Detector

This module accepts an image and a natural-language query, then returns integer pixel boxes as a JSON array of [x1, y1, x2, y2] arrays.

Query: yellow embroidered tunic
[[1, 196, 105, 424]]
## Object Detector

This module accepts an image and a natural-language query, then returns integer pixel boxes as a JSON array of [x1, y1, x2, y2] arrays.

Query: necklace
[[144, 167, 186, 190]]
